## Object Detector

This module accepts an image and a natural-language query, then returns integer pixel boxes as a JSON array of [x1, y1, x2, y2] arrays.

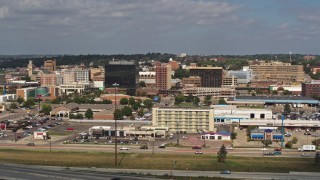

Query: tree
[[121, 106, 132, 116], [75, 113, 84, 119], [120, 98, 128, 105], [284, 104, 291, 114], [139, 81, 146, 87], [283, 90, 290, 95], [85, 108, 93, 119], [217, 144, 228, 163], [291, 137, 298, 144], [23, 98, 35, 108], [185, 94, 194, 102], [143, 99, 153, 110], [174, 94, 185, 104], [272, 90, 278, 95], [41, 104, 52, 115], [69, 113, 76, 119], [231, 132, 237, 140], [193, 96, 200, 106], [218, 98, 227, 105], [129, 97, 135, 106], [17, 96, 24, 105], [114, 109, 123, 120], [132, 103, 139, 111], [285, 141, 293, 148], [262, 139, 272, 147], [10, 103, 17, 113], [312, 139, 320, 148]]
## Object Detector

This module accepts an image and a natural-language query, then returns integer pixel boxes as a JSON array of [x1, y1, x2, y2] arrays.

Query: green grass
[[0, 149, 318, 172], [48, 130, 74, 136]]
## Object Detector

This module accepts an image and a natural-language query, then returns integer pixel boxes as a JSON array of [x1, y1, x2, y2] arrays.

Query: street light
[[113, 83, 119, 167]]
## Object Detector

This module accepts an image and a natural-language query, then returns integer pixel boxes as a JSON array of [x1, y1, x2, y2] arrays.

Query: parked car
[[260, 148, 268, 151], [67, 127, 74, 131], [182, 136, 187, 139], [264, 152, 274, 156], [274, 147, 282, 151], [273, 151, 282, 155], [220, 170, 231, 174], [158, 145, 166, 148], [195, 151, 203, 154], [140, 145, 148, 149], [120, 147, 130, 150], [226, 147, 234, 150], [26, 143, 35, 146], [304, 132, 311, 135], [192, 146, 201, 149]]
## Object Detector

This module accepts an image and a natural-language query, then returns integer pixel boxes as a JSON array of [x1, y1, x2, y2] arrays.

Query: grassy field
[[0, 149, 319, 172]]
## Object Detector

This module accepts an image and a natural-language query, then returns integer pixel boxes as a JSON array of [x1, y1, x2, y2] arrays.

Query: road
[[1, 163, 320, 180], [0, 142, 316, 157], [0, 163, 160, 180]]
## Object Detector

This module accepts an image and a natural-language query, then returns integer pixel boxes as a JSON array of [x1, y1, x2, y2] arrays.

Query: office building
[[152, 107, 214, 133], [40, 74, 57, 87], [302, 80, 320, 97], [44, 59, 56, 72], [61, 69, 89, 83], [105, 61, 137, 95], [155, 63, 172, 90], [249, 61, 305, 84], [189, 66, 223, 87], [182, 76, 201, 87]]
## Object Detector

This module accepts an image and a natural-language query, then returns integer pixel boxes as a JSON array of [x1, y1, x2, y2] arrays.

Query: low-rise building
[[152, 107, 214, 133]]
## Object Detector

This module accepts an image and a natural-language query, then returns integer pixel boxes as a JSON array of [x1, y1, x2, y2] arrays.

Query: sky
[[0, 0, 320, 55]]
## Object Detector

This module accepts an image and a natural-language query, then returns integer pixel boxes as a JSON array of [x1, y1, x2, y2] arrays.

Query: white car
[[195, 151, 203, 154], [120, 147, 130, 150], [182, 136, 187, 139], [260, 148, 268, 151], [226, 147, 234, 150]]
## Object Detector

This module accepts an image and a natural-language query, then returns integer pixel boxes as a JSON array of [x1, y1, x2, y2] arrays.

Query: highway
[[0, 163, 161, 180], [1, 163, 320, 180], [0, 142, 316, 158]]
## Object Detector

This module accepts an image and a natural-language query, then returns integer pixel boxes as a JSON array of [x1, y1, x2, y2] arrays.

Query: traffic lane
[[0, 163, 160, 180], [0, 143, 316, 157]]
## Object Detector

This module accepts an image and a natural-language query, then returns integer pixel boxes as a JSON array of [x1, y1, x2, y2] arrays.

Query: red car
[[274, 147, 282, 151], [67, 127, 74, 131], [192, 146, 201, 149]]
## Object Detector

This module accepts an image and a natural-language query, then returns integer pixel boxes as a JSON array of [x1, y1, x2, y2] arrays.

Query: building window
[[250, 113, 255, 119], [260, 114, 265, 119]]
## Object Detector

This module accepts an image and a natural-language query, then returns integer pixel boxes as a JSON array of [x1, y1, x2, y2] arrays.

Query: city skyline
[[0, 0, 320, 55]]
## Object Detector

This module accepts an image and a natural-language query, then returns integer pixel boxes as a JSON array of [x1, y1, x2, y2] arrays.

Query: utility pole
[[113, 83, 119, 167], [176, 122, 179, 145], [281, 114, 284, 147]]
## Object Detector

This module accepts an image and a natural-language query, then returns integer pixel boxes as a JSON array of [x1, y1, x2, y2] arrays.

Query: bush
[[291, 137, 298, 144], [285, 141, 293, 148]]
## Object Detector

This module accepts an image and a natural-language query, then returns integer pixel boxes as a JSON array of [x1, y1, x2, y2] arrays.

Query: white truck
[[298, 145, 316, 152]]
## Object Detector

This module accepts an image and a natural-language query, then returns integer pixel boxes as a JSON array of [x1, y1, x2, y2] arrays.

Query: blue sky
[[0, 0, 320, 55]]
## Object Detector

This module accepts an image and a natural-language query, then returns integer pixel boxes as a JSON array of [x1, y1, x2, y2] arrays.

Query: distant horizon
[[0, 52, 318, 57]]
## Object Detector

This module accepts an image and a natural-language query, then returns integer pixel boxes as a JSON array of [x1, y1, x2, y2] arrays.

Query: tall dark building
[[189, 67, 223, 87], [105, 61, 138, 95]]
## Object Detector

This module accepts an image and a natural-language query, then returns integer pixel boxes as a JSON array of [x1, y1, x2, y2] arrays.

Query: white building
[[33, 131, 49, 140], [152, 107, 215, 133], [228, 66, 253, 84], [201, 132, 231, 141], [212, 105, 273, 124], [58, 82, 91, 95], [0, 94, 17, 103]]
